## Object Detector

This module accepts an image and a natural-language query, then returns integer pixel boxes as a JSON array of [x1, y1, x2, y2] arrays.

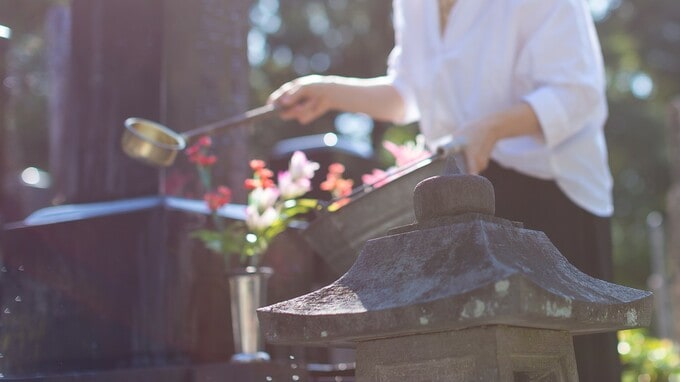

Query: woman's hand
[[268, 75, 335, 125], [455, 102, 543, 174], [269, 75, 407, 124], [455, 120, 500, 175]]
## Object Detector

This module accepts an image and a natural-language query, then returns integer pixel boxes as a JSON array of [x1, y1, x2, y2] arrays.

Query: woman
[[269, 0, 618, 379]]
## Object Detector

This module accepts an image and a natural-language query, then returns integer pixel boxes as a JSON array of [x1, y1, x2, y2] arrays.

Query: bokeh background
[[3, 0, 679, 290], [1, 1, 680, 379]]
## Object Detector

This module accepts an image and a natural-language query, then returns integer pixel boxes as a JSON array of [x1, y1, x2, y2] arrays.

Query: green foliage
[[619, 329, 680, 382]]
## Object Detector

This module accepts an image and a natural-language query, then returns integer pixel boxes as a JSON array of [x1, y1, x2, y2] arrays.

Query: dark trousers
[[482, 161, 621, 382]]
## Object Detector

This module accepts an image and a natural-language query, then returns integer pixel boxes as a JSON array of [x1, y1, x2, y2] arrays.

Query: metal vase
[[228, 266, 273, 363]]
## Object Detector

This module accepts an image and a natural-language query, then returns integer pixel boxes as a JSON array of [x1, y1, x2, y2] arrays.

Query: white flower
[[245, 205, 279, 232], [289, 151, 320, 181], [278, 171, 312, 199], [249, 186, 279, 213]]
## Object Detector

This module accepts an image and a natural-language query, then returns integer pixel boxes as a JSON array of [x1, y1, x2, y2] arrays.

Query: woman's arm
[[269, 75, 406, 124], [458, 102, 542, 175]]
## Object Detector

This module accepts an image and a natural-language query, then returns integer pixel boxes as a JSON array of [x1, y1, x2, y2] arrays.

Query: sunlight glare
[[0, 25, 11, 40], [323, 133, 338, 147]]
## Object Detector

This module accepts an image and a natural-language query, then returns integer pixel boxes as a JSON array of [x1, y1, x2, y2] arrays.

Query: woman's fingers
[[269, 75, 333, 124]]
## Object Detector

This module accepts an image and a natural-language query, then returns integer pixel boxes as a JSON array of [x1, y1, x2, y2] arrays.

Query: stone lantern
[[258, 167, 652, 381]]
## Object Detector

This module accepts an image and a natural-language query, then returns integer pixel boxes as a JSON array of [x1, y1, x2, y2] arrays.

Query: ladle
[[122, 104, 278, 167]]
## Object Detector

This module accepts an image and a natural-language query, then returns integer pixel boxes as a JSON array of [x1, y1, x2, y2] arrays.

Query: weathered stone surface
[[259, 210, 652, 346], [260, 172, 652, 382], [356, 326, 577, 382], [413, 174, 495, 222]]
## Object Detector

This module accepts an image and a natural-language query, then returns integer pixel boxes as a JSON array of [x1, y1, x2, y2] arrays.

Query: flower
[[187, 136, 217, 167], [383, 134, 430, 168], [321, 163, 354, 210], [204, 186, 232, 211], [277, 171, 311, 200], [359, 134, 432, 191], [187, 137, 321, 268], [186, 134, 430, 267], [278, 151, 320, 199], [244, 160, 275, 190], [361, 168, 388, 188], [289, 151, 321, 180], [245, 204, 279, 233]]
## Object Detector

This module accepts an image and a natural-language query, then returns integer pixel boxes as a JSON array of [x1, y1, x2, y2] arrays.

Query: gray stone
[[259, 212, 651, 346], [357, 326, 577, 382], [413, 173, 495, 221], [258, 173, 653, 381]]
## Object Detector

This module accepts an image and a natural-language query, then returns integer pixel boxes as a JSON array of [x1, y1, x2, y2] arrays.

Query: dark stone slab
[[0, 197, 317, 377], [1, 362, 308, 382], [259, 211, 652, 346]]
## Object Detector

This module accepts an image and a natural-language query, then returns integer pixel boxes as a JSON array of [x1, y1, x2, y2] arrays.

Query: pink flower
[[383, 135, 431, 168], [361, 168, 389, 188]]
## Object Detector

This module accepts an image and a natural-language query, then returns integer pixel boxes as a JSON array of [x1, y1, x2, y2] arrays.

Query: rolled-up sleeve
[[517, 0, 606, 149], [386, 0, 420, 124]]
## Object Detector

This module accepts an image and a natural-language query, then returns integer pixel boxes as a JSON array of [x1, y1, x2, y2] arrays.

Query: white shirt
[[387, 0, 613, 217]]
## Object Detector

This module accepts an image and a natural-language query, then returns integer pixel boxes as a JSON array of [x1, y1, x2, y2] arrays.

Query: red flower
[[197, 136, 212, 147], [186, 135, 217, 168], [320, 177, 336, 192], [328, 163, 345, 175], [244, 160, 276, 190], [197, 154, 217, 166], [321, 163, 354, 199], [250, 159, 266, 171], [244, 178, 258, 190], [188, 152, 217, 167], [335, 178, 354, 197], [185, 144, 200, 156], [204, 186, 232, 211]]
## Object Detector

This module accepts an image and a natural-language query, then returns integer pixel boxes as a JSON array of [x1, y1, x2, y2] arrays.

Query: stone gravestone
[[0, 1, 310, 380], [259, 167, 653, 381]]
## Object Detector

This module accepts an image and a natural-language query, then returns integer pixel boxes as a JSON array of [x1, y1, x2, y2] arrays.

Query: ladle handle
[[182, 103, 279, 139]]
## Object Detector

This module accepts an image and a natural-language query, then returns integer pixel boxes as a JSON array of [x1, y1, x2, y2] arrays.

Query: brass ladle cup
[[122, 104, 279, 167]]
